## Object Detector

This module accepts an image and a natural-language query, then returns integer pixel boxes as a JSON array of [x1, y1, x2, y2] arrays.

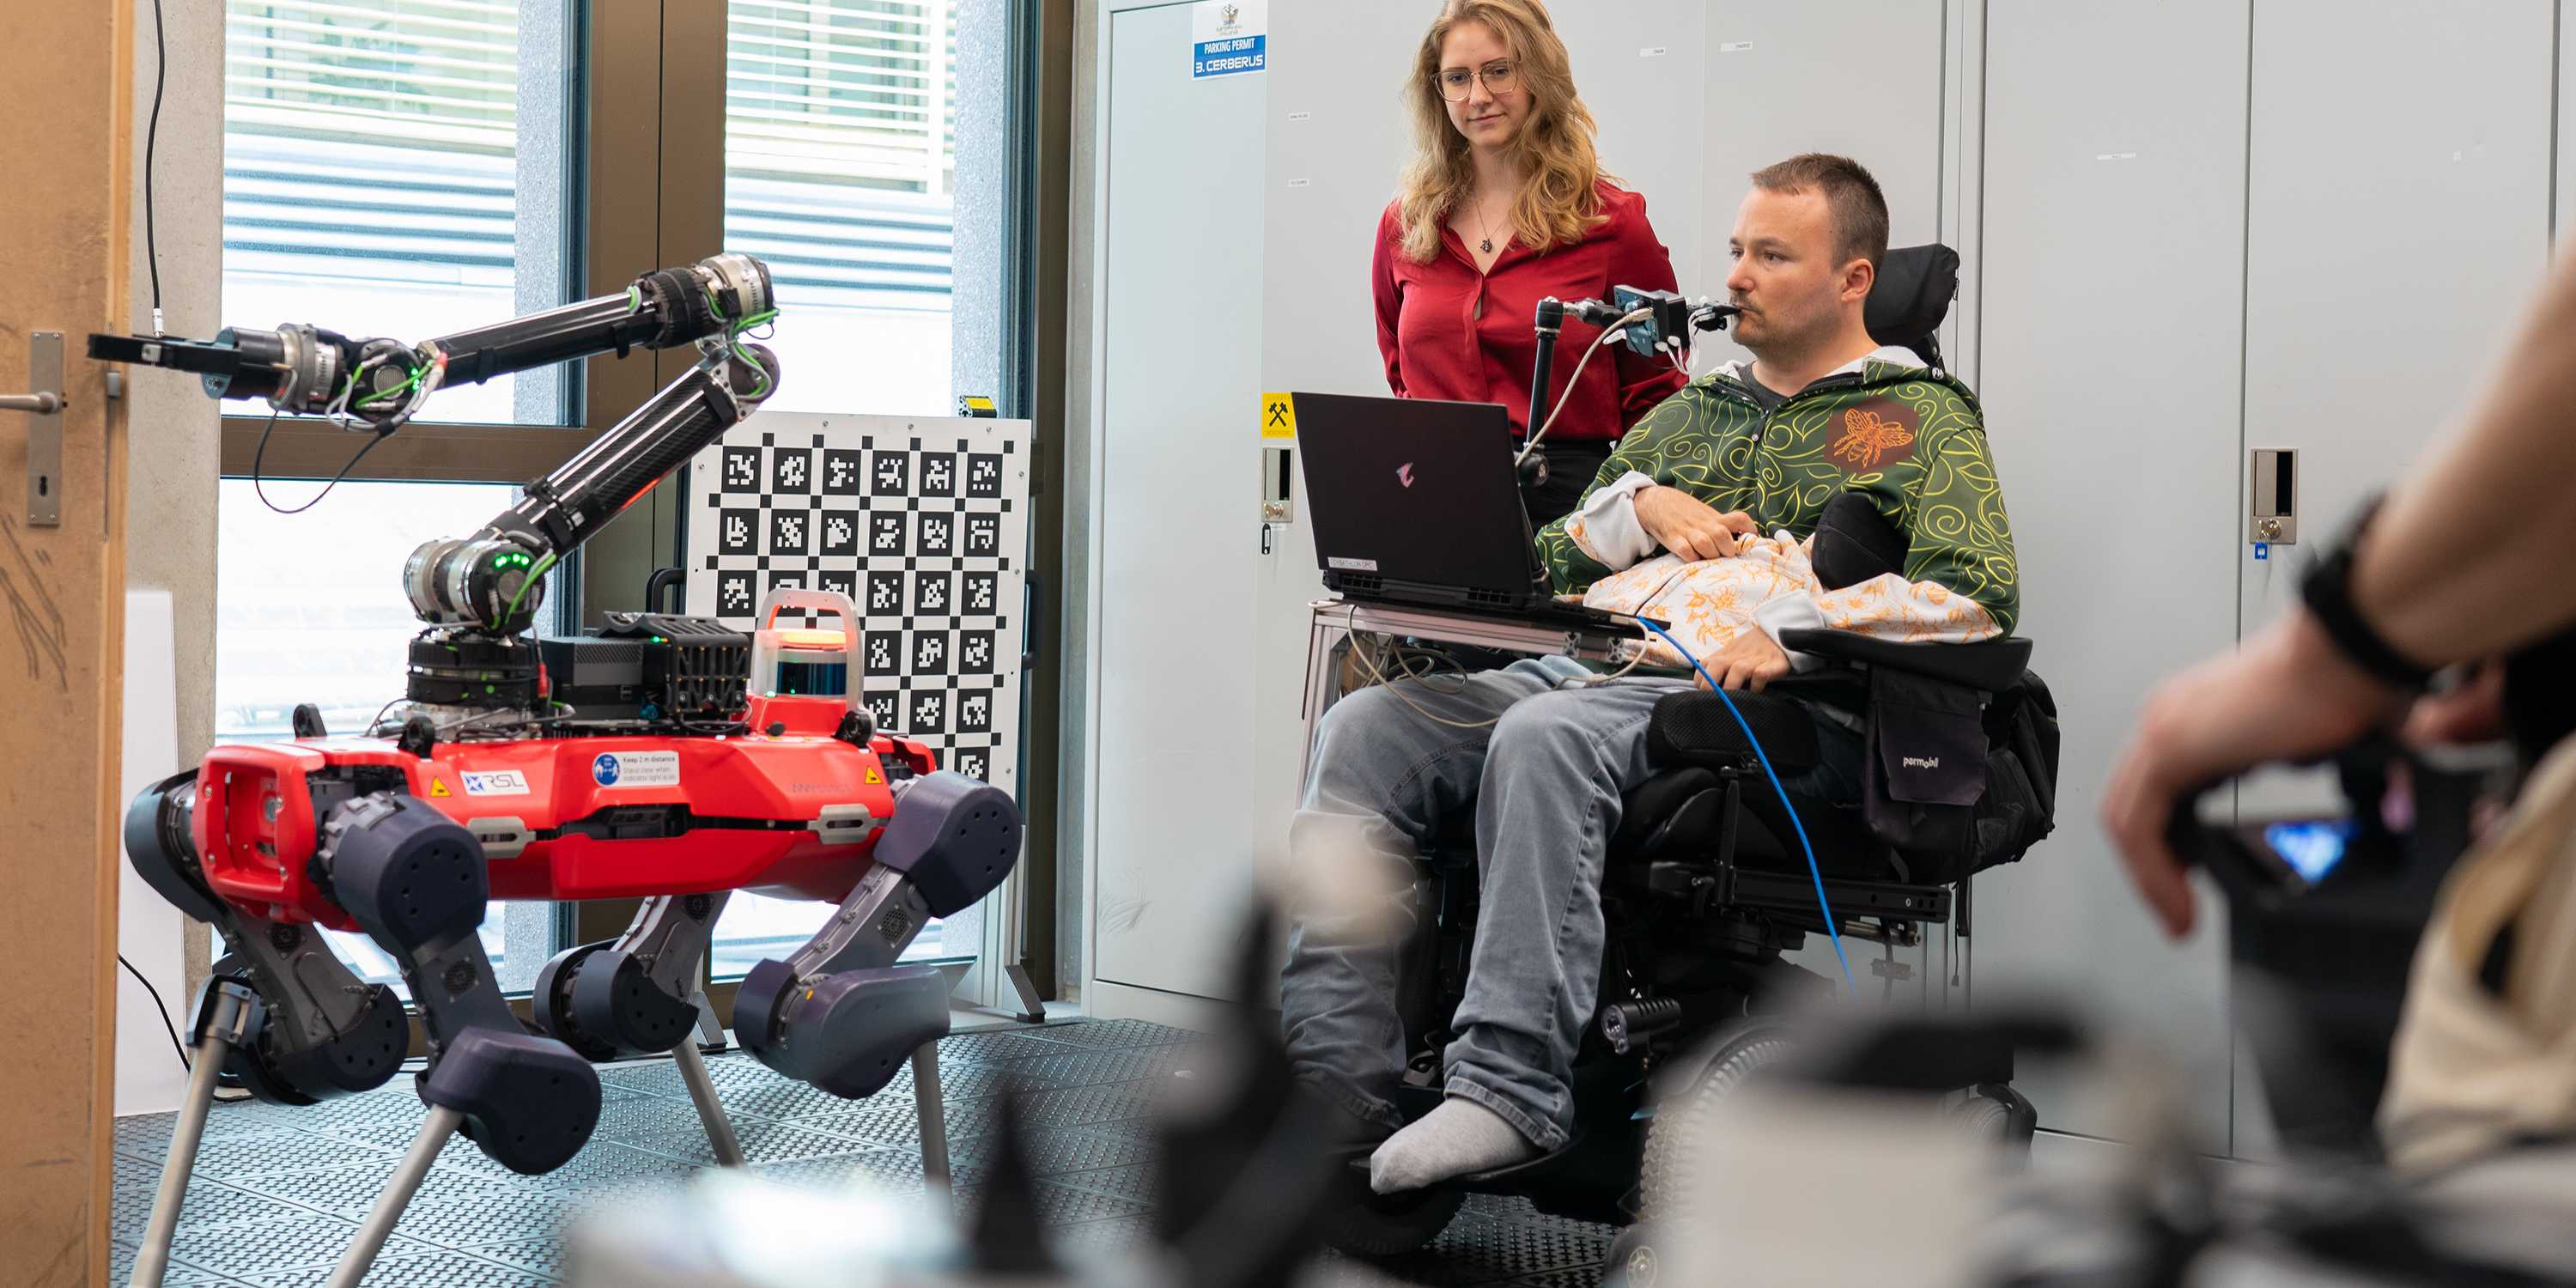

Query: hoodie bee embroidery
[[1831, 407, 1917, 471]]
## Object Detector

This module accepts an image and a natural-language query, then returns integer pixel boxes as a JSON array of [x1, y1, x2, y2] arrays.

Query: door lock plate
[[2250, 448, 2297, 545]]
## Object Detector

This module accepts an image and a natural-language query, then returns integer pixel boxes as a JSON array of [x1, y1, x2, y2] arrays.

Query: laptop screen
[[1290, 392, 1537, 598]]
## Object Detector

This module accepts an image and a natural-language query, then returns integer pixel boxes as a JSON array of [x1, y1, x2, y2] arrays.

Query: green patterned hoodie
[[1538, 346, 2019, 640]]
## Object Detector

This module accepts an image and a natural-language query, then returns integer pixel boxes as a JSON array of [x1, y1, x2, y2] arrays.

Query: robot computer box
[[683, 411, 1033, 794]]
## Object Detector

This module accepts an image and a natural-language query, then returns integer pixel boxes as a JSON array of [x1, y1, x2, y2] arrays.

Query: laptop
[[1291, 392, 1649, 628]]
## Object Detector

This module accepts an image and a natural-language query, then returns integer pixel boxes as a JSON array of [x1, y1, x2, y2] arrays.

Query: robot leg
[[124, 770, 410, 1106], [535, 891, 743, 1164], [316, 790, 601, 1175], [534, 890, 731, 1061], [733, 771, 1023, 1101]]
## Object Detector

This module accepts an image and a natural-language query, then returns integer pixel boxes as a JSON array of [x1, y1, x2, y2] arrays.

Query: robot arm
[[93, 252, 782, 637], [404, 341, 778, 635], [88, 252, 774, 431]]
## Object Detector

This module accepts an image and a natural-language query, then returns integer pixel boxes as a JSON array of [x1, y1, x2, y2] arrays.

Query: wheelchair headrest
[[1864, 244, 1960, 352]]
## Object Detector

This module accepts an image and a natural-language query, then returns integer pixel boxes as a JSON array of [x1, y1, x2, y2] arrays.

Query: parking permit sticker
[[592, 751, 681, 788], [462, 769, 532, 797]]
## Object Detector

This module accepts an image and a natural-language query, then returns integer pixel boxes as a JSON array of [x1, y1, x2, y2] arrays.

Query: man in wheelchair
[[1281, 155, 2044, 1212]]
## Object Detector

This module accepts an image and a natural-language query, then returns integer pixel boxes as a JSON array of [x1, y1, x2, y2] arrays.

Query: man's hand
[[1635, 485, 1757, 562], [2403, 660, 2506, 748], [1692, 629, 1790, 693], [2099, 611, 2410, 939]]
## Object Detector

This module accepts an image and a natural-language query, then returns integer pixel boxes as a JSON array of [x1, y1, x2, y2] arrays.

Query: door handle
[[10, 332, 65, 526]]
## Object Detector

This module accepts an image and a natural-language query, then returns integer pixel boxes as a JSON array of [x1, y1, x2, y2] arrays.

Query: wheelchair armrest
[[1778, 629, 2032, 694]]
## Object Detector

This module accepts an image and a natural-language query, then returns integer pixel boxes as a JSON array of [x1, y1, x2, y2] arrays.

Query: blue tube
[[1637, 619, 1857, 996]]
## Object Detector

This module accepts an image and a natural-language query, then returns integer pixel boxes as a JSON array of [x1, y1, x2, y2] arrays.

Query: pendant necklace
[[1473, 193, 1504, 256]]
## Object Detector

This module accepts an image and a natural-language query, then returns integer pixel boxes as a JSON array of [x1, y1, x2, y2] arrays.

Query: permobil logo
[[1903, 756, 1940, 770], [1396, 463, 1416, 489]]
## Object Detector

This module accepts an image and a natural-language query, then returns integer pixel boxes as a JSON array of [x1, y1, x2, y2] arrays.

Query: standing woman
[[1371, 0, 1686, 524]]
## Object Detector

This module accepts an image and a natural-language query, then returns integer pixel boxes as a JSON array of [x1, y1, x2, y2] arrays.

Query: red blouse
[[1370, 181, 1687, 443]]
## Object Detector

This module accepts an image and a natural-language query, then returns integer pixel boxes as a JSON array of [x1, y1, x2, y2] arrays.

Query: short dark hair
[[1749, 153, 1888, 270]]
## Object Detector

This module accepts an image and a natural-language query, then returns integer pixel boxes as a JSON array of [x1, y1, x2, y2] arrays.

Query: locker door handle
[[2251, 448, 2298, 545]]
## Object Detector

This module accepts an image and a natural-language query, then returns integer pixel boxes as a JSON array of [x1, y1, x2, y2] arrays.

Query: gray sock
[[1366, 1096, 1542, 1194]]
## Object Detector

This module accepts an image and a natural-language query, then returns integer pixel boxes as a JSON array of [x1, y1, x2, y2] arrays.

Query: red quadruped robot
[[94, 254, 1023, 1287]]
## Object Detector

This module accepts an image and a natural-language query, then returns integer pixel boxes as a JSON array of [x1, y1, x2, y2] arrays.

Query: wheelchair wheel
[[1316, 1172, 1467, 1257], [1603, 1221, 1668, 1288], [1636, 1019, 1796, 1227], [1949, 1081, 2039, 1154]]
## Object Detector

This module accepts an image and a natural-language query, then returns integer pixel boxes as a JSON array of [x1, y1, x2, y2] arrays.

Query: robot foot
[[321, 790, 600, 1175], [730, 769, 1026, 1097], [735, 960, 951, 1099]]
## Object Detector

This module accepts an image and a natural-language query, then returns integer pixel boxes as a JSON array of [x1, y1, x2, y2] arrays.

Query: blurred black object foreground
[[1628, 1004, 2576, 1288], [563, 900, 1362, 1288]]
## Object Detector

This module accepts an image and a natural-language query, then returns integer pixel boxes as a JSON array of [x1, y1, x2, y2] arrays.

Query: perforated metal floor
[[112, 1018, 1612, 1286]]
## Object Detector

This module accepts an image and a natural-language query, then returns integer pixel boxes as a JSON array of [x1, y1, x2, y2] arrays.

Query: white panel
[[2239, 0, 2555, 632], [118, 590, 187, 1117], [1561, 5, 1713, 290], [1696, 0, 1947, 372], [1091, 2, 1270, 1002], [2563, 3, 2576, 247], [1978, 0, 2251, 1145], [2233, 0, 2555, 1158]]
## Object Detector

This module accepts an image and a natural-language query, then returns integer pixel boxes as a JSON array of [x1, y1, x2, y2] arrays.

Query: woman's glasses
[[1435, 61, 1518, 102]]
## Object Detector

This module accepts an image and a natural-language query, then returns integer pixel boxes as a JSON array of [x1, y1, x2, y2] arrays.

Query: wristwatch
[[2300, 498, 2435, 692]]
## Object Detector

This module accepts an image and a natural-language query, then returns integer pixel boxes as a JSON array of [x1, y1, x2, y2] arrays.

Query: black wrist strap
[[2300, 500, 2434, 691]]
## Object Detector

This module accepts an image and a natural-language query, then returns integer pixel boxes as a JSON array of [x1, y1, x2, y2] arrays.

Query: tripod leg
[[673, 1033, 745, 1168], [131, 981, 257, 1288], [325, 1107, 462, 1288], [1004, 963, 1049, 1025]]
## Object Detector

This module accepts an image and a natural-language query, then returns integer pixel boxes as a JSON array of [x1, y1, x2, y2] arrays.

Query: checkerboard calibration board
[[685, 412, 1030, 793]]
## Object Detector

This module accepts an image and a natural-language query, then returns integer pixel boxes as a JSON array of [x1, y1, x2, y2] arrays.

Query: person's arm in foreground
[[2103, 251, 2576, 937]]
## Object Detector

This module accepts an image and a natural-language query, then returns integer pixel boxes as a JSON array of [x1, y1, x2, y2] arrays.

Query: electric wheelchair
[[1319, 245, 2064, 1260]]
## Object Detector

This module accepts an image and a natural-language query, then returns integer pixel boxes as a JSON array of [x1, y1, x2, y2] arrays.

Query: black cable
[[118, 952, 191, 1073], [252, 410, 394, 515], [144, 0, 167, 329], [120, 957, 257, 1104]]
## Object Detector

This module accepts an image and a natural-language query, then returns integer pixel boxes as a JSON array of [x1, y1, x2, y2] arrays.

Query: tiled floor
[[112, 1018, 1613, 1286]]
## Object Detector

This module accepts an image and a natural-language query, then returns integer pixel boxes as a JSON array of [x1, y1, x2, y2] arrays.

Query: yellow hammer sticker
[[429, 780, 452, 798], [865, 766, 885, 785], [1261, 392, 1297, 440]]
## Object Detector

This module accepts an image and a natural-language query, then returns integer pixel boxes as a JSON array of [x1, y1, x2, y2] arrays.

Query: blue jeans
[[1279, 655, 1862, 1151]]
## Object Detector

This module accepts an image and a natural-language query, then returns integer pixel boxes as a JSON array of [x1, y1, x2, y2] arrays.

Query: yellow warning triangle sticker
[[865, 766, 884, 785], [429, 780, 453, 798]]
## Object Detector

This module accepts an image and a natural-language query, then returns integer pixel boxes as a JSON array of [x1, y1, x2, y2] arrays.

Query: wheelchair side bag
[[1862, 666, 2059, 885]]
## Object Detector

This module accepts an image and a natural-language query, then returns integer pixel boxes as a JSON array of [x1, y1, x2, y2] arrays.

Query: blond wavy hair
[[1395, 0, 1613, 264]]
